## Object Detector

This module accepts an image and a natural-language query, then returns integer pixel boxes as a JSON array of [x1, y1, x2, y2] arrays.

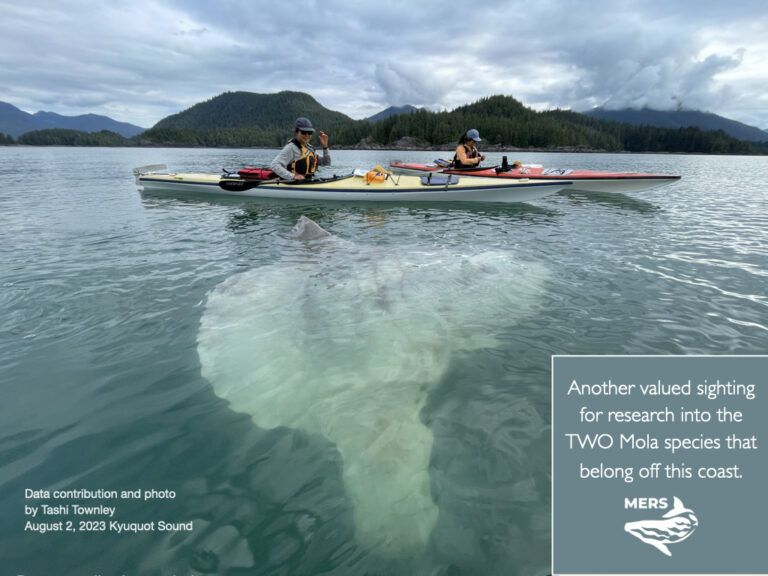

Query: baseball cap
[[294, 117, 315, 133], [466, 128, 481, 142]]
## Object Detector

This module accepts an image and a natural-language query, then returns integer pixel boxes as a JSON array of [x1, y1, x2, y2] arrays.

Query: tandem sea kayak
[[133, 165, 571, 204], [389, 160, 681, 194]]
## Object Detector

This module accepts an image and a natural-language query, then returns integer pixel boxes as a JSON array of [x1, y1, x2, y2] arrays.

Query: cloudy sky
[[1, 0, 766, 129]]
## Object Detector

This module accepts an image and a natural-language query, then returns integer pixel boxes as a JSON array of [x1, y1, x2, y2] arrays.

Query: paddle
[[434, 158, 494, 172], [218, 177, 280, 192], [441, 164, 500, 177], [218, 173, 354, 192]]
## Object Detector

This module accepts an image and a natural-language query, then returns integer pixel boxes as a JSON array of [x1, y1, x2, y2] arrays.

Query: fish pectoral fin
[[648, 540, 672, 556]]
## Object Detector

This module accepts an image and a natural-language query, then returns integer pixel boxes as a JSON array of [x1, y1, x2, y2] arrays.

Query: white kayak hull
[[134, 168, 570, 203], [545, 177, 679, 194]]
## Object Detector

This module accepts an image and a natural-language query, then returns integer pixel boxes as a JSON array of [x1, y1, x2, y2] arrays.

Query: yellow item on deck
[[364, 170, 387, 184]]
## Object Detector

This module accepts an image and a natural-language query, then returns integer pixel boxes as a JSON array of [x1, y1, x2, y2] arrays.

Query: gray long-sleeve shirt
[[270, 140, 331, 180]]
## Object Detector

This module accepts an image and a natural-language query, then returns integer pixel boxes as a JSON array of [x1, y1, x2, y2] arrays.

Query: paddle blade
[[219, 178, 260, 192]]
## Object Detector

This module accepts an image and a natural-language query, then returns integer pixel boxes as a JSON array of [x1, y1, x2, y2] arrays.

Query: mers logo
[[624, 496, 698, 557]]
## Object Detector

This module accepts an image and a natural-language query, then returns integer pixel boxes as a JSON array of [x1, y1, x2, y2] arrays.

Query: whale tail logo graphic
[[624, 497, 698, 556]]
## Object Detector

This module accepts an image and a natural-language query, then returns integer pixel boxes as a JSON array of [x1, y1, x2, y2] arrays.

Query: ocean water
[[1, 147, 766, 575]]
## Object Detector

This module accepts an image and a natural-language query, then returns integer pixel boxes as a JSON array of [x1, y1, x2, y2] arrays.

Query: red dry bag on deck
[[237, 167, 277, 180]]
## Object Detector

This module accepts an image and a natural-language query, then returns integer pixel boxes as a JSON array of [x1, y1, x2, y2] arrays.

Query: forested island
[[2, 92, 766, 154]]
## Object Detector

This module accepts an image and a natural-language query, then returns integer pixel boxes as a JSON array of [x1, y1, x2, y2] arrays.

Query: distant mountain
[[140, 92, 765, 153], [0, 101, 43, 137], [33, 111, 145, 137], [584, 107, 768, 143], [12, 90, 759, 154], [367, 105, 420, 122], [453, 95, 530, 118], [152, 91, 352, 131], [0, 101, 145, 138], [143, 91, 357, 147]]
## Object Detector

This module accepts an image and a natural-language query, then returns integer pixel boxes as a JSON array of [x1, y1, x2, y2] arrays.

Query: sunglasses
[[299, 130, 314, 136]]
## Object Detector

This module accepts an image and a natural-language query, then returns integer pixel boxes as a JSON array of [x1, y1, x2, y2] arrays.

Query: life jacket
[[288, 138, 319, 176], [452, 143, 479, 168], [364, 170, 387, 183]]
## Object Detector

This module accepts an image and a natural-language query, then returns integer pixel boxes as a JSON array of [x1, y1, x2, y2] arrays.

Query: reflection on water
[[226, 200, 559, 232], [559, 189, 661, 213]]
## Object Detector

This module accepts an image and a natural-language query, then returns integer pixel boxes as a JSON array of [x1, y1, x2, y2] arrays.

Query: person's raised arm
[[318, 131, 331, 166]]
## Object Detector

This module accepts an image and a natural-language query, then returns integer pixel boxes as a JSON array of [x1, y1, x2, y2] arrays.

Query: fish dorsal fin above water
[[289, 215, 332, 241]]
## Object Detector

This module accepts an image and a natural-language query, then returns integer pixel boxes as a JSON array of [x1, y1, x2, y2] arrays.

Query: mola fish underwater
[[197, 216, 550, 554]]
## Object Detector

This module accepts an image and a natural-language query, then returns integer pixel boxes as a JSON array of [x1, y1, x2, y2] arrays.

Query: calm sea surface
[[1, 147, 766, 575]]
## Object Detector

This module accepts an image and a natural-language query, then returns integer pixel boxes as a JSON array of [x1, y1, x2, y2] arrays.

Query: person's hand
[[318, 131, 329, 149], [293, 174, 305, 181]]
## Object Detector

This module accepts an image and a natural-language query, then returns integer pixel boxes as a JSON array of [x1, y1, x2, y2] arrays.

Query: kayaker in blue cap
[[270, 117, 331, 181], [452, 129, 485, 168]]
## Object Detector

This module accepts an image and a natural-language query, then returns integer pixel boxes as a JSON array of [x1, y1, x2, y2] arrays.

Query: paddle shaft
[[218, 174, 353, 192]]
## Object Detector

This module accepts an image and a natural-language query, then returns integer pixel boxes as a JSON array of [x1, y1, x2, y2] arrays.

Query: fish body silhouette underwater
[[198, 217, 550, 553]]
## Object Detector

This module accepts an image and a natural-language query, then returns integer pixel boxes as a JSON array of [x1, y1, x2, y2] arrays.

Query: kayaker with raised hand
[[270, 117, 331, 181], [452, 129, 485, 168]]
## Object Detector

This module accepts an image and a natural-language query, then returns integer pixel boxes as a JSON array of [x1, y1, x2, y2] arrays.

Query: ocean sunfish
[[198, 217, 549, 553]]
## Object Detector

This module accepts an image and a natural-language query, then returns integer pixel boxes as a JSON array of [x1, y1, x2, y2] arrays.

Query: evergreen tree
[[17, 129, 131, 146]]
